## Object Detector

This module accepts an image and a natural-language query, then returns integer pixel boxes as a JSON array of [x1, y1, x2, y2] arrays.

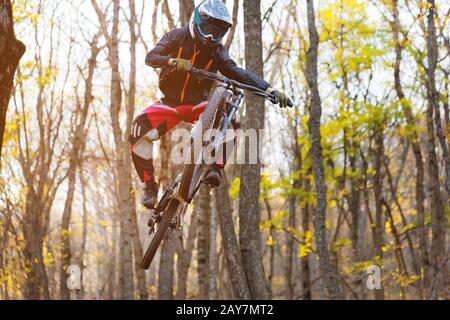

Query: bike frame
[[190, 66, 277, 165], [151, 68, 277, 223]]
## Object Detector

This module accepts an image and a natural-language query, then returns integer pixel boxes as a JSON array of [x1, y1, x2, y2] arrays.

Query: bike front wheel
[[179, 86, 227, 202], [141, 198, 180, 270]]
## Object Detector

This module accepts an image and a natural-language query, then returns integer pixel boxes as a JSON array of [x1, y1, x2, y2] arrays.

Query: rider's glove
[[273, 90, 293, 108], [172, 58, 192, 73]]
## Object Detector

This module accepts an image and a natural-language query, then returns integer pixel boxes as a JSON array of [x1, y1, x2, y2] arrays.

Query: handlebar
[[189, 67, 279, 105]]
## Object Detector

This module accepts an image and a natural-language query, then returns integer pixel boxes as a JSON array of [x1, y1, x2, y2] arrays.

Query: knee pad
[[130, 112, 158, 143], [132, 129, 159, 160]]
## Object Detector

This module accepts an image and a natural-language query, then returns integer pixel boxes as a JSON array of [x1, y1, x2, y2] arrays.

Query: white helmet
[[189, 0, 233, 47]]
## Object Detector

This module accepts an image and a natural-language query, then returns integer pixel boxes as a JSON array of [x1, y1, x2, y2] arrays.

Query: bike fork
[[222, 92, 242, 134], [209, 92, 242, 154]]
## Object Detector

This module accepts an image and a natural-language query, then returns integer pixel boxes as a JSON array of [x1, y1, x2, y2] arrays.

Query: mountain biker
[[129, 0, 293, 209]]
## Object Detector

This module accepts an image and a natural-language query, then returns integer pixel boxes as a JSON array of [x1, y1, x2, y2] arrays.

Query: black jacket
[[146, 24, 271, 106]]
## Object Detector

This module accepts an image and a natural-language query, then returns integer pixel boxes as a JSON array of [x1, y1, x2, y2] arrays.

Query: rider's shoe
[[141, 180, 158, 209], [203, 165, 222, 187]]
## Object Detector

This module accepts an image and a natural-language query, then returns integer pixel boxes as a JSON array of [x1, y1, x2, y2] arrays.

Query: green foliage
[[320, 0, 385, 77], [392, 272, 421, 288], [229, 177, 240, 200], [260, 210, 288, 231], [298, 230, 314, 258], [11, 0, 39, 25], [260, 173, 276, 201], [331, 238, 352, 252], [36, 66, 57, 88]]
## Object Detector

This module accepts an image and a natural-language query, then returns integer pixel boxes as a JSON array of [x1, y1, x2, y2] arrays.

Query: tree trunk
[[237, 0, 271, 300], [109, 221, 119, 300], [158, 230, 178, 299], [75, 167, 89, 300], [92, 0, 135, 299], [175, 210, 197, 299], [130, 199, 148, 299], [22, 191, 50, 300], [372, 125, 385, 300], [215, 174, 251, 300], [197, 185, 211, 299], [425, 0, 447, 298], [263, 196, 275, 292], [286, 115, 302, 299], [301, 171, 312, 300], [59, 150, 78, 300], [126, 0, 148, 300], [0, 0, 26, 162], [179, 0, 195, 25], [162, 0, 175, 30], [286, 194, 296, 299], [59, 32, 99, 300], [225, 0, 239, 50], [389, 0, 429, 294], [209, 191, 218, 299], [348, 146, 361, 260], [304, 0, 344, 300]]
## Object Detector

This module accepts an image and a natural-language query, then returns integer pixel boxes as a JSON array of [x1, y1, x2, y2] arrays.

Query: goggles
[[195, 10, 230, 42]]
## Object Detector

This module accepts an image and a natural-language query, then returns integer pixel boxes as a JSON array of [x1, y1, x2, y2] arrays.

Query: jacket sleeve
[[216, 47, 271, 91], [145, 30, 179, 68]]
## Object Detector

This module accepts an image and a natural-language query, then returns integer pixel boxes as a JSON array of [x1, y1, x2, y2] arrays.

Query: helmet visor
[[196, 12, 230, 42], [199, 22, 227, 41]]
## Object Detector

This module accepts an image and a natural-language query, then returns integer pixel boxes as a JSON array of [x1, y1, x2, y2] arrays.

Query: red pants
[[129, 101, 234, 183]]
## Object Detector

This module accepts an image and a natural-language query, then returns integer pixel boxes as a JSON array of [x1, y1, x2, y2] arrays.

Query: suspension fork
[[220, 91, 242, 137], [207, 91, 242, 158]]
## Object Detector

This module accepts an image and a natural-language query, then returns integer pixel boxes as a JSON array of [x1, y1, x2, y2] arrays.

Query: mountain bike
[[141, 67, 279, 270]]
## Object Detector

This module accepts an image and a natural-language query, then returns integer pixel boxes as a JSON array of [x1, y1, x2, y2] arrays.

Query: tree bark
[[59, 32, 100, 300], [301, 170, 312, 300], [197, 185, 211, 299], [262, 196, 275, 291], [304, 0, 344, 300], [372, 125, 385, 300], [225, 0, 239, 50], [77, 167, 89, 300], [209, 191, 218, 299], [389, 0, 429, 294], [179, 0, 195, 26], [0, 0, 26, 162], [91, 0, 134, 299], [238, 0, 271, 300], [127, 0, 148, 300], [22, 192, 50, 300], [425, 0, 447, 298], [112, 0, 134, 300], [215, 174, 251, 300], [158, 230, 178, 299], [175, 210, 197, 299], [285, 110, 302, 300]]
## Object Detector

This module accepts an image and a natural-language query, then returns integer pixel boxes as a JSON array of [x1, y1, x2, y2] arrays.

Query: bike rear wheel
[[179, 86, 227, 202], [141, 198, 180, 270]]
